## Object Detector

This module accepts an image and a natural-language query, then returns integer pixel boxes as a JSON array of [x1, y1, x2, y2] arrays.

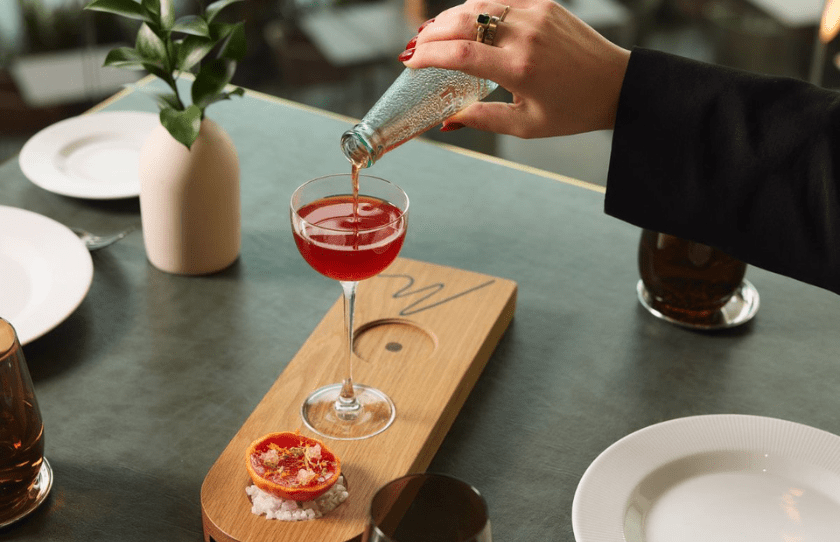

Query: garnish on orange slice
[[245, 431, 341, 502]]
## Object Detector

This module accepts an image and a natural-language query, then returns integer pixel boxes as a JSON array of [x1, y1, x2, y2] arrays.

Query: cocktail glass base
[[301, 383, 396, 440], [0, 457, 53, 528], [637, 279, 760, 330]]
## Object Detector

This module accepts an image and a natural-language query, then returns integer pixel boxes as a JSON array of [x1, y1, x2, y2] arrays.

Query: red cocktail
[[292, 195, 406, 282], [290, 174, 409, 440]]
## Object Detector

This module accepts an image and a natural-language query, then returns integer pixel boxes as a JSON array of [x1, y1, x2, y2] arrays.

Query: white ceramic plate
[[573, 414, 840, 542], [0, 206, 93, 345], [19, 111, 158, 199]]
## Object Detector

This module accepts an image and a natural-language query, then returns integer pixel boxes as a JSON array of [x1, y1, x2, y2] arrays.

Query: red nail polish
[[405, 35, 417, 50], [418, 18, 435, 32], [440, 122, 465, 132], [398, 48, 414, 61]]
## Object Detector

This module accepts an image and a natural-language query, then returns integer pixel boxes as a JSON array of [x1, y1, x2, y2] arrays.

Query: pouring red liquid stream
[[351, 162, 361, 249]]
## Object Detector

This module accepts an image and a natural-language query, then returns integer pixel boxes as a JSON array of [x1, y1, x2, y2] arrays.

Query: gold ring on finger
[[483, 15, 500, 46], [476, 13, 490, 42]]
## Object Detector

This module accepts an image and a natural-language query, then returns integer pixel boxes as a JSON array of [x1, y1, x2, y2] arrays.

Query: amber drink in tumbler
[[0, 317, 45, 524], [638, 230, 747, 322], [363, 473, 491, 542]]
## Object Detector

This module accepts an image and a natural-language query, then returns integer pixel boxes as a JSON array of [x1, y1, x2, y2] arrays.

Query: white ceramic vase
[[139, 117, 241, 275]]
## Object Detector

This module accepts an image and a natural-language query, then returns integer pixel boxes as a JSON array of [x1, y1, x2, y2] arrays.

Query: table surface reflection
[[2, 81, 840, 541]]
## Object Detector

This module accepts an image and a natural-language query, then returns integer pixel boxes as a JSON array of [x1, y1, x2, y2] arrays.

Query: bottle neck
[[341, 123, 380, 168]]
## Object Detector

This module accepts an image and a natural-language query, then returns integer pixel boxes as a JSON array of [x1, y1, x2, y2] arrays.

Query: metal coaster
[[637, 279, 760, 330], [0, 457, 53, 529]]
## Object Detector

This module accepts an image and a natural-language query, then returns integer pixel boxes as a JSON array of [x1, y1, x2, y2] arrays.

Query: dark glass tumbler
[[362, 473, 491, 542], [638, 230, 747, 323], [0, 317, 46, 526]]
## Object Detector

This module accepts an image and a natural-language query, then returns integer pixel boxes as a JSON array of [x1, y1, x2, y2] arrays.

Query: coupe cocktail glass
[[290, 173, 409, 439]]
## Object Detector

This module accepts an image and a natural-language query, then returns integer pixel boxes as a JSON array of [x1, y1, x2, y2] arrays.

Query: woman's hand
[[400, 0, 631, 138]]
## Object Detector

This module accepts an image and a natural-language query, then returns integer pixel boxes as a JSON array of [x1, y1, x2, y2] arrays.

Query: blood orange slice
[[245, 432, 341, 501]]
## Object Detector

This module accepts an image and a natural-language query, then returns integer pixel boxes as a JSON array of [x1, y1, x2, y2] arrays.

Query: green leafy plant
[[85, 0, 247, 149]]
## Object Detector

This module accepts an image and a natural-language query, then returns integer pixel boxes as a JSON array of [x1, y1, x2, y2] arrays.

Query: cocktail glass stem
[[336, 280, 360, 418]]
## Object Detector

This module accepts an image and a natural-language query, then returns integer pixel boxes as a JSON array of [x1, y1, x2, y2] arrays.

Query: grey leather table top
[[3, 83, 839, 541]]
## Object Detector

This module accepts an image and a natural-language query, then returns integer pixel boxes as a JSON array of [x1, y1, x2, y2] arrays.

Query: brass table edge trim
[[435, 143, 607, 194], [84, 74, 157, 115]]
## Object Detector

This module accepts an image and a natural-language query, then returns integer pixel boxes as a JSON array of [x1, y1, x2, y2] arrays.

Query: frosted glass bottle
[[341, 67, 498, 167]]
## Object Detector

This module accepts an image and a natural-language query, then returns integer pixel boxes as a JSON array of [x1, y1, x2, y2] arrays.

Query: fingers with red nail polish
[[399, 34, 419, 61], [440, 121, 465, 132], [400, 18, 433, 62], [398, 48, 414, 61]]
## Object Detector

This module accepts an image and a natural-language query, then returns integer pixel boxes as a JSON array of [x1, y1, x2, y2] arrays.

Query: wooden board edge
[[200, 261, 519, 542], [407, 281, 518, 474]]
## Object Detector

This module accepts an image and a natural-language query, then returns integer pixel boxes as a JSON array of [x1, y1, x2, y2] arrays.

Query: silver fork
[[71, 226, 136, 251]]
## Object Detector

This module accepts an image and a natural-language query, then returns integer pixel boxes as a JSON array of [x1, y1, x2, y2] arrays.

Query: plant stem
[[161, 31, 186, 111]]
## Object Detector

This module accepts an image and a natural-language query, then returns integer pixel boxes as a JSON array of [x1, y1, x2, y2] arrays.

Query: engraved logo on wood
[[379, 273, 495, 316]]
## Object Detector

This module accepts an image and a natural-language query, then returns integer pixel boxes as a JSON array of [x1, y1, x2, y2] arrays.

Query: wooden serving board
[[201, 258, 517, 542]]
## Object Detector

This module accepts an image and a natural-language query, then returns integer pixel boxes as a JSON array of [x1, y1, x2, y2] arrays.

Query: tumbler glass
[[637, 229, 758, 328], [362, 473, 491, 542], [0, 317, 51, 527]]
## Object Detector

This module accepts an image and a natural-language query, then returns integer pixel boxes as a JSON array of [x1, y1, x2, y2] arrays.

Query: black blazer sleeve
[[605, 47, 840, 294]]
